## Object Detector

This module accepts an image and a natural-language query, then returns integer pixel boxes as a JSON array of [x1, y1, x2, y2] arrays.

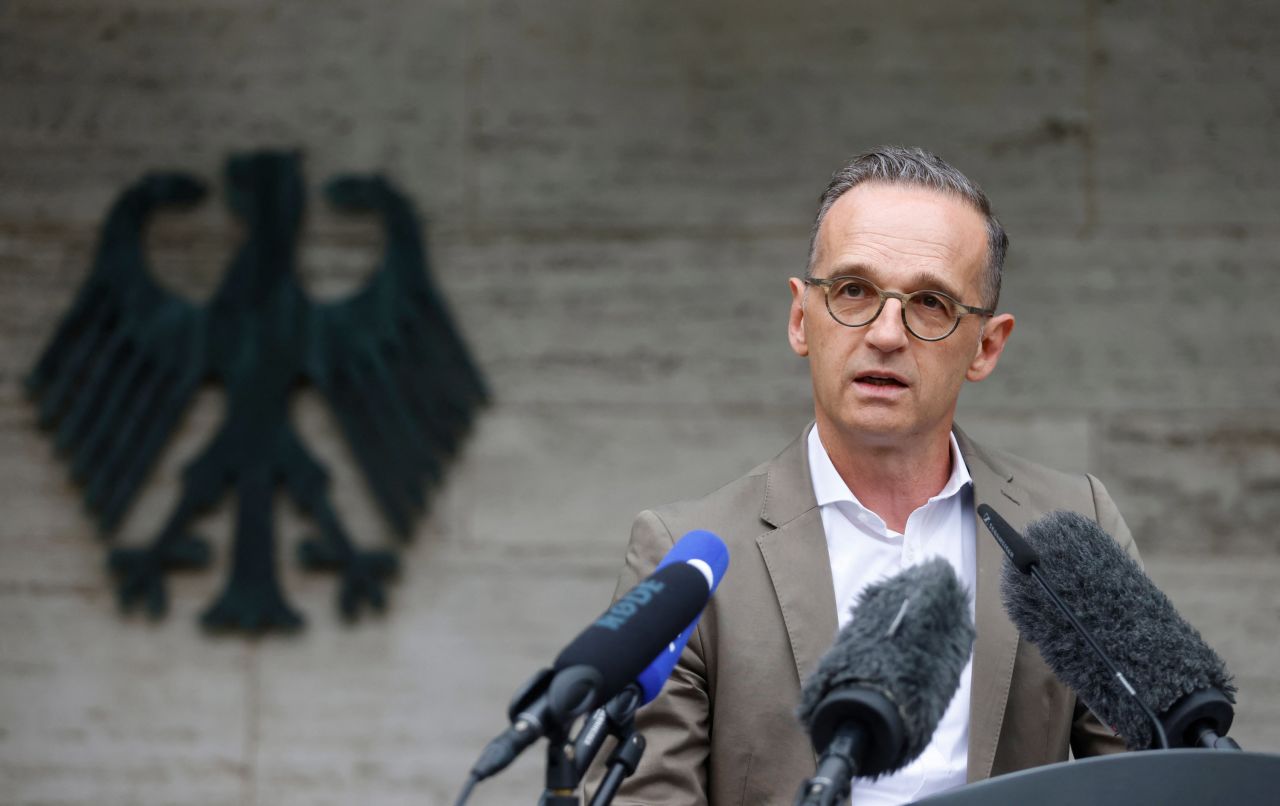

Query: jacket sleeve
[[583, 509, 712, 806], [1069, 474, 1143, 758]]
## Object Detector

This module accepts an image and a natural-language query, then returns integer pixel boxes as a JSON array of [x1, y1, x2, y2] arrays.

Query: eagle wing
[[305, 175, 488, 538], [28, 173, 210, 532]]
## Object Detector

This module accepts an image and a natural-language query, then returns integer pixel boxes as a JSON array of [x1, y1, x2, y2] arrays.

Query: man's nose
[[864, 298, 910, 351]]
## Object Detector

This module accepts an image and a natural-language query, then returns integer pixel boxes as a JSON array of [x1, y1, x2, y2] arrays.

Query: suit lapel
[[758, 509, 837, 689], [956, 426, 1031, 782], [755, 426, 839, 691]]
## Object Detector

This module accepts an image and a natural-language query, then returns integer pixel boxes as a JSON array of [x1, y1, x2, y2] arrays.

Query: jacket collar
[[760, 423, 820, 529]]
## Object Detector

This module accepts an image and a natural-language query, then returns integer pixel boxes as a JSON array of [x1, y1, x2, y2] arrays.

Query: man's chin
[[824, 415, 914, 445], [822, 407, 954, 446]]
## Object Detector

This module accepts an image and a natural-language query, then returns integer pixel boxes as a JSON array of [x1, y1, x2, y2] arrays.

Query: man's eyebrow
[[821, 261, 876, 279], [900, 271, 965, 300], [823, 263, 966, 300]]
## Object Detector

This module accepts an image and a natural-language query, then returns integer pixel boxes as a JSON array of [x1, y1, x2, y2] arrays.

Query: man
[[594, 146, 1137, 805]]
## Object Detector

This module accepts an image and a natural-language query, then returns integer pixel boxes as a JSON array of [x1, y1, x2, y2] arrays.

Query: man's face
[[788, 182, 1014, 450]]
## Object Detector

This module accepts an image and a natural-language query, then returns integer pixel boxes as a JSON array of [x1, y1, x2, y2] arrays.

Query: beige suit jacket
[[595, 424, 1137, 805]]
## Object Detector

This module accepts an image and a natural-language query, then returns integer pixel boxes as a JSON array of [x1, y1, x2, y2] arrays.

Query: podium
[[911, 750, 1280, 806]]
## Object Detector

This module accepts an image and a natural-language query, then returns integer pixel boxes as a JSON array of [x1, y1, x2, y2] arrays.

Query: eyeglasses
[[804, 275, 995, 342]]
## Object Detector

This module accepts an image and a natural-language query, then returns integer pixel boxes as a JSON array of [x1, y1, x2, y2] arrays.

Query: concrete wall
[[2, 1, 1277, 803]]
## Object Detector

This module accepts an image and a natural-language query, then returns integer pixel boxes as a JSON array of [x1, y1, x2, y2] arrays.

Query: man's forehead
[[814, 183, 988, 278]]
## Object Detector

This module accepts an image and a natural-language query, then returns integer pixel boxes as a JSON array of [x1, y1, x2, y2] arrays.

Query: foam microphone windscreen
[[1004, 510, 1236, 749], [798, 558, 975, 775], [554, 561, 711, 703]]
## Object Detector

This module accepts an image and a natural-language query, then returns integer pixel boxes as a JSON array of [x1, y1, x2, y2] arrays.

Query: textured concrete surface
[[1, 1, 1278, 804]]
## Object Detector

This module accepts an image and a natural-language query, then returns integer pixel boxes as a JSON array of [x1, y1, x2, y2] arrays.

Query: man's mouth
[[855, 373, 908, 387]]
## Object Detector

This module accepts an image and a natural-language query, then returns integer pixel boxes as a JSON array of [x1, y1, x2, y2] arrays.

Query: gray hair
[[806, 146, 1008, 308]]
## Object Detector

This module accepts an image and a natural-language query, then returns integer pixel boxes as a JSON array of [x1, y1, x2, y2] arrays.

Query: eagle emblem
[[28, 151, 488, 632]]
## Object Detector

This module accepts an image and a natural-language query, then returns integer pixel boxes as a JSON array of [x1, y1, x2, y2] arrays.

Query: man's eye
[[916, 293, 946, 310], [837, 280, 870, 298]]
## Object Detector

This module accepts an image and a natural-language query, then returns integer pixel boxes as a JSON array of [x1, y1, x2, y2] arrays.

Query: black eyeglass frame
[[804, 275, 996, 342]]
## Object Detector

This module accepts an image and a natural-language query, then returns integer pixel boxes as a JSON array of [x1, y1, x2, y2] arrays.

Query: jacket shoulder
[[642, 458, 773, 548], [960, 430, 1094, 511], [959, 429, 1135, 554]]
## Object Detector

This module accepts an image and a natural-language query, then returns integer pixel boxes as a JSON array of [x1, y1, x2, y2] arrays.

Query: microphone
[[998, 508, 1238, 750], [465, 531, 729, 786], [795, 558, 975, 806], [975, 503, 1039, 574], [573, 530, 730, 780], [636, 529, 729, 703], [977, 504, 1170, 749]]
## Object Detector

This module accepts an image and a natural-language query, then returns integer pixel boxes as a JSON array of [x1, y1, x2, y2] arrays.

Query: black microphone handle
[[573, 709, 610, 778], [1024, 564, 1170, 750], [795, 722, 868, 806], [976, 504, 1039, 574]]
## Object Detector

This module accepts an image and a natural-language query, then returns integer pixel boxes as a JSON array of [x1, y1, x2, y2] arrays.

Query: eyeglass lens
[[825, 277, 960, 339]]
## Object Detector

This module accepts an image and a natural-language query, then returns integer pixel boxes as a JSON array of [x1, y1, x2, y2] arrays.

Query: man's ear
[[788, 277, 809, 357], [966, 312, 1014, 382]]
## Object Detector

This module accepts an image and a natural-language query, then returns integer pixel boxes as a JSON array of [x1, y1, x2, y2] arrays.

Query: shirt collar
[[807, 425, 972, 510]]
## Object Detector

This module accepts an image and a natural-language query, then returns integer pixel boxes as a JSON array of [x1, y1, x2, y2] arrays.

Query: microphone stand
[[541, 721, 581, 806], [540, 683, 648, 805], [572, 687, 641, 779], [586, 691, 646, 806], [569, 686, 647, 806], [794, 725, 858, 806], [533, 666, 609, 806], [590, 733, 645, 806]]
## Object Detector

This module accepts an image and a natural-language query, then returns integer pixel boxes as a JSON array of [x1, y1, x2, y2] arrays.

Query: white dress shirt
[[807, 425, 978, 805]]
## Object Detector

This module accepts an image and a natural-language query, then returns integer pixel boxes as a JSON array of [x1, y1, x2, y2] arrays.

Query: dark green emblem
[[28, 151, 488, 632]]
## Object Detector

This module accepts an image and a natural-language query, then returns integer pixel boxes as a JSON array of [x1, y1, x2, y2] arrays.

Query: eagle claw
[[298, 537, 397, 619], [109, 535, 211, 617], [338, 550, 398, 620]]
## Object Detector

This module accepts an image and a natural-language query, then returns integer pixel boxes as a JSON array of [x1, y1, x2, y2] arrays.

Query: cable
[[453, 774, 478, 806]]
